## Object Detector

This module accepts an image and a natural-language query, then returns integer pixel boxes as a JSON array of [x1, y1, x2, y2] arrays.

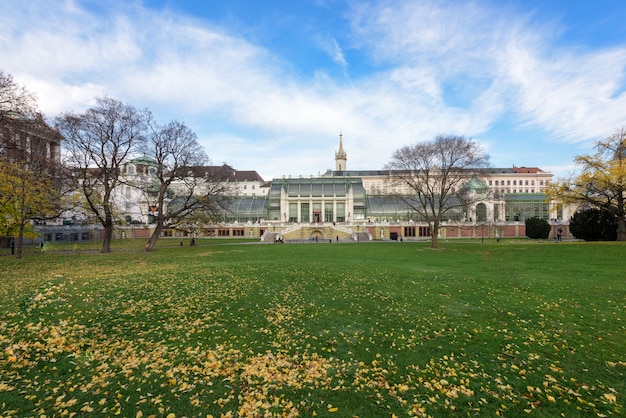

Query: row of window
[[43, 232, 90, 242], [126, 165, 157, 176], [501, 189, 536, 193], [161, 228, 256, 237], [364, 179, 547, 189], [488, 179, 545, 186], [403, 226, 431, 237], [218, 229, 245, 236]]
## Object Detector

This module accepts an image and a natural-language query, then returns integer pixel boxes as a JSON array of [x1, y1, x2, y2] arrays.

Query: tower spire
[[335, 132, 347, 171]]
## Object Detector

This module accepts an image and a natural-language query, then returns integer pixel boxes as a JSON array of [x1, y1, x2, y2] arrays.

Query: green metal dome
[[463, 175, 489, 191], [130, 155, 159, 167]]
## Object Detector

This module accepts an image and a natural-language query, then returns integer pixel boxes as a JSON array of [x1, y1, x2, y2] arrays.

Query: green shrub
[[525, 217, 551, 239], [569, 208, 617, 241]]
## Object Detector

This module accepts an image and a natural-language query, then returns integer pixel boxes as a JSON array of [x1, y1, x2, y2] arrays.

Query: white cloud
[[503, 41, 626, 141], [2, 0, 626, 179], [349, 0, 626, 145]]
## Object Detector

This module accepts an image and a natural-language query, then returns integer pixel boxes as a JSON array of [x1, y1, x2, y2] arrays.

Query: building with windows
[[115, 161, 268, 226], [202, 164, 267, 197], [0, 113, 62, 169], [117, 155, 161, 225], [29, 132, 568, 243], [199, 135, 565, 242]]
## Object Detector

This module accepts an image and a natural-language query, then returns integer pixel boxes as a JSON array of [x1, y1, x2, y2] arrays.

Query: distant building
[[115, 161, 268, 225], [0, 113, 62, 170], [117, 155, 161, 225], [181, 164, 267, 197], [212, 134, 563, 241], [32, 132, 568, 243]]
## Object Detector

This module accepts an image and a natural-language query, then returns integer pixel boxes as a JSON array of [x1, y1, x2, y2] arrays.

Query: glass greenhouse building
[[220, 177, 550, 223]]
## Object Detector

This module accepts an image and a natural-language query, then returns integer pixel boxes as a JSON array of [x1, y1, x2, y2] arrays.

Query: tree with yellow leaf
[[1, 70, 68, 257], [0, 160, 60, 257], [547, 127, 626, 241]]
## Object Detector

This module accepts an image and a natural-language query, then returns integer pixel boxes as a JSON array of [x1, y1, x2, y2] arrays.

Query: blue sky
[[2, 0, 626, 180]]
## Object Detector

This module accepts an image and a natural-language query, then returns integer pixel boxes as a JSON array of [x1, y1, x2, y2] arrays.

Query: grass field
[[1, 240, 624, 417]]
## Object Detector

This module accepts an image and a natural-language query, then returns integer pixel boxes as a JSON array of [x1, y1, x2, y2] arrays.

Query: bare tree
[[141, 117, 232, 252], [57, 97, 146, 253], [0, 69, 38, 164], [386, 135, 490, 248], [0, 70, 37, 121]]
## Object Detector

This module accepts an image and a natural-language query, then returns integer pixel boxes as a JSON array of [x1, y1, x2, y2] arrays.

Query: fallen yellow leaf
[[603, 393, 617, 403]]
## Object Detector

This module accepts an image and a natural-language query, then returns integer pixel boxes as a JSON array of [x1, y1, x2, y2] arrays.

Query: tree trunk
[[16, 225, 24, 259], [617, 216, 626, 241], [430, 222, 439, 249], [101, 224, 113, 253], [144, 220, 164, 252], [16, 172, 26, 258]]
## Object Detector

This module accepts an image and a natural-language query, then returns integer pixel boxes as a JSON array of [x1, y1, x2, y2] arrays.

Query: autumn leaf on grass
[[603, 393, 617, 403], [445, 388, 459, 399]]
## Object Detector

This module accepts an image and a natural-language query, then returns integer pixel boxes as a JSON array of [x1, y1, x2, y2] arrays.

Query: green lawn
[[1, 240, 624, 417]]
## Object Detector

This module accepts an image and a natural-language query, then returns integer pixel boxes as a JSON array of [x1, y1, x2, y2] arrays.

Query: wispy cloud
[[317, 37, 348, 69], [348, 0, 626, 144], [503, 41, 626, 141]]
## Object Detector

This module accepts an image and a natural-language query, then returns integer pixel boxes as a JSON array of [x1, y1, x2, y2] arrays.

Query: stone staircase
[[261, 224, 368, 242], [263, 232, 278, 243], [280, 224, 354, 241], [353, 231, 370, 242]]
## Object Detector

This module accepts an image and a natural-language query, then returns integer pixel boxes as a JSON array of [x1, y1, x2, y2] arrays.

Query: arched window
[[476, 203, 487, 222]]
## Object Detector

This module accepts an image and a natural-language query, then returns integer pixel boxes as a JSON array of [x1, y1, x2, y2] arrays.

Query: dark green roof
[[130, 155, 159, 167], [464, 176, 489, 190]]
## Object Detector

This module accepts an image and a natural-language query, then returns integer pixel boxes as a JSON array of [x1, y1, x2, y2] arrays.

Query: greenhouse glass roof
[[269, 177, 363, 199]]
